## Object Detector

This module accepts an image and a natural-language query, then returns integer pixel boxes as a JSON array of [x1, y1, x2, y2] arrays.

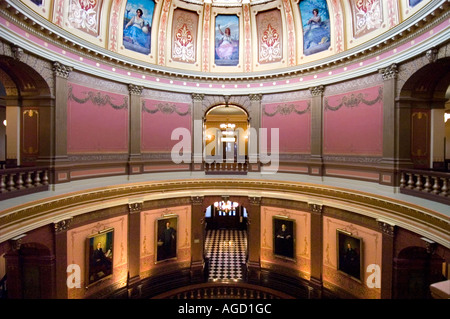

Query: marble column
[[190, 195, 205, 283], [192, 94, 204, 171], [127, 202, 143, 297], [377, 220, 395, 299], [308, 203, 323, 299], [247, 196, 261, 283], [54, 218, 72, 299], [248, 94, 262, 172]]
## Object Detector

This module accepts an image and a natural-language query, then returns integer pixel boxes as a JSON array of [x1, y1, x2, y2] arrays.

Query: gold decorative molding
[[0, 179, 448, 247], [53, 218, 72, 233]]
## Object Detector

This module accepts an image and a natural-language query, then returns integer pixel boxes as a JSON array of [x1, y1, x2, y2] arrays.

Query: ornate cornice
[[378, 63, 398, 80], [0, 179, 448, 247], [309, 85, 324, 97], [53, 61, 72, 79], [53, 218, 72, 233]]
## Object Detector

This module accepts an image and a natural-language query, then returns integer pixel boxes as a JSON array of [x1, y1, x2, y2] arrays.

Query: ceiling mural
[[9, 0, 440, 76]]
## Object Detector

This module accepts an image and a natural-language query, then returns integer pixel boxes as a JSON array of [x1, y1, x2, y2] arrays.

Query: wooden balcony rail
[[399, 169, 449, 205], [0, 167, 50, 200]]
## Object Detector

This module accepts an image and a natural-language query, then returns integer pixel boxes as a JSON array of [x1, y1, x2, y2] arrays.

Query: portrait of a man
[[273, 217, 295, 260], [156, 216, 178, 262], [337, 230, 363, 281], [86, 228, 114, 287]]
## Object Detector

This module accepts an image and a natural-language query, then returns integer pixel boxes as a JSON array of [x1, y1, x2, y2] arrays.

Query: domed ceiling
[[5, 0, 441, 72]]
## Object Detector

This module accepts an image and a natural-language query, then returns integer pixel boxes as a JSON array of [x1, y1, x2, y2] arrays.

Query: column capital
[[128, 202, 143, 214], [309, 85, 325, 97], [9, 234, 26, 251], [192, 93, 204, 102], [249, 93, 262, 101], [53, 218, 72, 233], [11, 45, 24, 61], [308, 203, 323, 215], [53, 61, 73, 79], [248, 196, 261, 205], [378, 63, 398, 80], [377, 220, 395, 237], [128, 84, 143, 96], [191, 195, 204, 205]]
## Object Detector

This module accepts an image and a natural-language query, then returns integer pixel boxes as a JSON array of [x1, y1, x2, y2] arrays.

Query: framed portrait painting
[[155, 215, 178, 263], [273, 216, 295, 261], [86, 228, 114, 287], [336, 229, 363, 282]]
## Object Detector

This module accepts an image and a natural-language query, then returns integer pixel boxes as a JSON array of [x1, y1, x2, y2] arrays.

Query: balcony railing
[[204, 160, 248, 175], [399, 169, 449, 205], [0, 166, 50, 200]]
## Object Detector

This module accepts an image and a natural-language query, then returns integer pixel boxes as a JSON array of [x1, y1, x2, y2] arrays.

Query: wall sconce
[[445, 113, 450, 123], [2, 120, 6, 127]]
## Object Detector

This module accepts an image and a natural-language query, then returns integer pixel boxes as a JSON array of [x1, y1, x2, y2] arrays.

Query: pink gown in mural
[[216, 25, 234, 60]]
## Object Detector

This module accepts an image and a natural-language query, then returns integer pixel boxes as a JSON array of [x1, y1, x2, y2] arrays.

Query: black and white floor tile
[[205, 229, 247, 282]]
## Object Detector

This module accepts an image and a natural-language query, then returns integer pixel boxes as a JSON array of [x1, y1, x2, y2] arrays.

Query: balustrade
[[399, 169, 449, 204], [0, 167, 49, 200]]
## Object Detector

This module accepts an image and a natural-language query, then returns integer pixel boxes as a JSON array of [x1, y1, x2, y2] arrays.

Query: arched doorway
[[203, 196, 249, 282], [204, 104, 249, 173], [393, 246, 445, 299], [399, 57, 450, 170], [0, 54, 52, 168]]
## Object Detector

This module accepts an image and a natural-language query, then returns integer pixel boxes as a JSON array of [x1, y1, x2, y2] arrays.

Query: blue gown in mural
[[123, 10, 151, 54], [303, 8, 330, 56]]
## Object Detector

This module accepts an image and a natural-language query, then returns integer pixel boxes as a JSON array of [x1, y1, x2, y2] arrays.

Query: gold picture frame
[[336, 229, 363, 282], [273, 216, 296, 261], [85, 227, 114, 288], [155, 215, 178, 263]]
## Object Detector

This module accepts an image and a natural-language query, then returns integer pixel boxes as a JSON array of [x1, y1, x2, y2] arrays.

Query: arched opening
[[393, 246, 445, 299], [204, 104, 249, 173], [399, 57, 450, 171], [0, 55, 52, 168], [4, 242, 55, 299], [203, 196, 249, 282]]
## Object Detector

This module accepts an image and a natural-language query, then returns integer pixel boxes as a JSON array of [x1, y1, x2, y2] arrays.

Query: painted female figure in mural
[[123, 0, 155, 55], [215, 15, 239, 66], [300, 0, 331, 56], [216, 25, 234, 60]]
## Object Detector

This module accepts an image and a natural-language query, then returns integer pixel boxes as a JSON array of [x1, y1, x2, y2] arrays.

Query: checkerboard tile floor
[[205, 229, 247, 282]]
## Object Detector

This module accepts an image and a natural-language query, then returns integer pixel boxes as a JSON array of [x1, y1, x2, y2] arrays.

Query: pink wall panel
[[141, 99, 191, 152], [261, 100, 311, 153], [324, 86, 383, 156], [67, 83, 129, 153]]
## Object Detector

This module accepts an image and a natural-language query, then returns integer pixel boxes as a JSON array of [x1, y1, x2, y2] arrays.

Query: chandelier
[[214, 200, 238, 213]]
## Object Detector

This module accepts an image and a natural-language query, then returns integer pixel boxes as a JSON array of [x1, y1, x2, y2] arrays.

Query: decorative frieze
[[309, 85, 325, 97], [378, 63, 398, 80], [53, 61, 73, 79], [53, 218, 72, 233]]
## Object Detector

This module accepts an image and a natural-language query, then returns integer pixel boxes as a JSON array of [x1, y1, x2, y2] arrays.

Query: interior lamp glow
[[445, 113, 450, 123]]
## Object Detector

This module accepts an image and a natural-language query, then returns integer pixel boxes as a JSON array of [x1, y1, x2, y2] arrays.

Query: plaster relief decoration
[[171, 8, 198, 64], [257, 9, 283, 64], [67, 0, 103, 36], [123, 0, 155, 55], [215, 14, 239, 66], [350, 0, 383, 38], [299, 0, 331, 56]]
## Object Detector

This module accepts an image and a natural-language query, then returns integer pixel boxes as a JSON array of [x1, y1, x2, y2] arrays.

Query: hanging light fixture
[[214, 200, 239, 213]]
